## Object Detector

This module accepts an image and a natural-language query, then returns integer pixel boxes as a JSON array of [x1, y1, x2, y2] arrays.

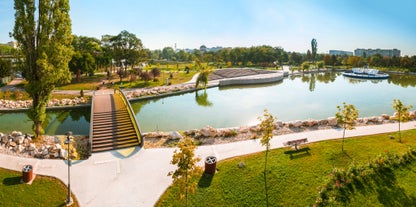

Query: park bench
[[283, 138, 308, 151]]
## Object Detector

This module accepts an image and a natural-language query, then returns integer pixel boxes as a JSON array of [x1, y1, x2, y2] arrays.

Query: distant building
[[7, 41, 18, 49], [329, 50, 353, 56], [354, 48, 400, 57]]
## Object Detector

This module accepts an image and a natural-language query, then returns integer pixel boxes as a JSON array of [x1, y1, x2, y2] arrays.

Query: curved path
[[0, 121, 415, 207]]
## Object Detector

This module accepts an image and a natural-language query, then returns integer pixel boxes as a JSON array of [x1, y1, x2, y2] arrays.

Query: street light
[[64, 131, 73, 206]]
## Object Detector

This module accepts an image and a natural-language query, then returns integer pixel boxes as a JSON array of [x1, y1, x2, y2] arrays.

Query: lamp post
[[64, 131, 73, 206]]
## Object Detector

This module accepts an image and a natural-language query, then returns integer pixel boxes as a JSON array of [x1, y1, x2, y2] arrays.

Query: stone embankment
[[0, 131, 88, 159], [143, 112, 416, 147], [0, 97, 88, 110]]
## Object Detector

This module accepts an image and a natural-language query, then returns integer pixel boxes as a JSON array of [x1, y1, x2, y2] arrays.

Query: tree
[[110, 30, 144, 69], [311, 38, 317, 63], [258, 109, 276, 207], [336, 102, 359, 152], [316, 61, 325, 69], [392, 99, 413, 143], [195, 69, 211, 90], [12, 0, 73, 138], [0, 59, 12, 78], [168, 137, 202, 207], [150, 67, 161, 81], [301, 61, 310, 72]]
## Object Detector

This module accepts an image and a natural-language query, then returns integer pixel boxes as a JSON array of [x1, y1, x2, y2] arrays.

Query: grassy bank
[[0, 167, 78, 206], [157, 129, 416, 206]]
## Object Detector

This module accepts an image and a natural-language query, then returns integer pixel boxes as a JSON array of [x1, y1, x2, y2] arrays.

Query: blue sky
[[1, 0, 415, 55]]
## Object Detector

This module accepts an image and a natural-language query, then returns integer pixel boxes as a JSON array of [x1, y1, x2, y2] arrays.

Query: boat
[[342, 68, 389, 79]]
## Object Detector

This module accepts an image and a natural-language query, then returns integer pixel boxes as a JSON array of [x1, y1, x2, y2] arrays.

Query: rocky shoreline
[[0, 97, 88, 110], [143, 112, 416, 148], [0, 111, 415, 159]]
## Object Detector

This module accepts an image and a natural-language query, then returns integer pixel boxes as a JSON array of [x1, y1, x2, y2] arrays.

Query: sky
[[0, 0, 415, 55]]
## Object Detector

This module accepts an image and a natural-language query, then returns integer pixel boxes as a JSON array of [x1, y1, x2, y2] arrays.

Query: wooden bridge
[[89, 89, 142, 153]]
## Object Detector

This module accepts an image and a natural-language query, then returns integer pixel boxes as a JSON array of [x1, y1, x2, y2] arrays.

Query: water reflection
[[0, 107, 90, 135], [195, 90, 213, 107]]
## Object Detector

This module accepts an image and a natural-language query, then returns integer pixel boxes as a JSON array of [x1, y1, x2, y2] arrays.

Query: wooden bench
[[283, 138, 308, 151]]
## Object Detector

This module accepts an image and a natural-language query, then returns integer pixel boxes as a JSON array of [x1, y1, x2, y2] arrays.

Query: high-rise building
[[354, 48, 400, 57]]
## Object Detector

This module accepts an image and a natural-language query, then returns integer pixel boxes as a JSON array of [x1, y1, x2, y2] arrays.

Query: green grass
[[156, 129, 416, 206], [0, 167, 78, 207]]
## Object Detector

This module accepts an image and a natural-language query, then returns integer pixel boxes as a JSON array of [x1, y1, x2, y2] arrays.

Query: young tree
[[12, 0, 73, 138], [258, 109, 276, 207], [195, 69, 211, 90], [168, 137, 202, 207], [392, 99, 413, 143], [336, 102, 359, 152]]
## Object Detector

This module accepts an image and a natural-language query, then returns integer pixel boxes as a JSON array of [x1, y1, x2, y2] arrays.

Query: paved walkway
[[0, 121, 415, 206]]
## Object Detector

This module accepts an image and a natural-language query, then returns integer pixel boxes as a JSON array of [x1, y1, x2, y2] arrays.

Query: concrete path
[[1, 121, 415, 207]]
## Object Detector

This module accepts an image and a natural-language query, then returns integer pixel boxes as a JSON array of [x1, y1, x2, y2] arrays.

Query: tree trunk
[[264, 148, 269, 207], [342, 125, 346, 152]]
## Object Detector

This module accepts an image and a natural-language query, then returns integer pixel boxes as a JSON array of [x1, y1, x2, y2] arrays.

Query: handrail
[[88, 91, 95, 157], [114, 88, 143, 146]]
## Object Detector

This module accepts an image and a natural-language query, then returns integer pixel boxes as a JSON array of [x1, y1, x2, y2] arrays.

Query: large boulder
[[327, 117, 338, 126], [200, 126, 217, 137]]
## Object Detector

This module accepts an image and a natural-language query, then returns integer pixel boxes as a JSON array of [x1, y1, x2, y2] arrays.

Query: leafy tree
[[316, 61, 325, 69], [336, 102, 359, 152], [258, 109, 276, 207], [168, 137, 202, 207], [0, 59, 12, 78], [311, 38, 317, 63], [12, 0, 73, 138], [301, 62, 310, 72], [392, 99, 413, 143], [0, 45, 14, 55], [140, 70, 152, 82], [110, 30, 144, 69], [150, 67, 161, 81]]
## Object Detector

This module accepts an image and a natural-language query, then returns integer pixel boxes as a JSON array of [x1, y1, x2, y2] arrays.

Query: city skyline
[[0, 0, 415, 56]]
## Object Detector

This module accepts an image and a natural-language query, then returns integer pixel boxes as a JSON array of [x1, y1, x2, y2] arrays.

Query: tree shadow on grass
[[198, 173, 214, 188], [374, 168, 416, 206], [347, 167, 416, 206], [3, 176, 22, 186]]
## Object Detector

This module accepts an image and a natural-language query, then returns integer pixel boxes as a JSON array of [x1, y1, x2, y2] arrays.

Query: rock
[[200, 126, 217, 137], [42, 149, 49, 156], [169, 131, 183, 140], [381, 114, 390, 120], [239, 126, 249, 133], [318, 119, 328, 125], [327, 117, 338, 126], [11, 131, 22, 137], [17, 136, 24, 145], [275, 120, 283, 128], [290, 120, 303, 128], [16, 145, 24, 153], [28, 143, 36, 151], [9, 141, 17, 148], [55, 144, 62, 150]]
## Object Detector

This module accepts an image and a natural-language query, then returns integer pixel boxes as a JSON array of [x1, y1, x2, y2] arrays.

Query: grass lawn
[[55, 71, 197, 90], [157, 129, 416, 206], [0, 167, 78, 207]]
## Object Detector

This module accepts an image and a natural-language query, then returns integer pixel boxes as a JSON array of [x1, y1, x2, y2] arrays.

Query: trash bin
[[204, 156, 217, 175], [22, 165, 33, 183]]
